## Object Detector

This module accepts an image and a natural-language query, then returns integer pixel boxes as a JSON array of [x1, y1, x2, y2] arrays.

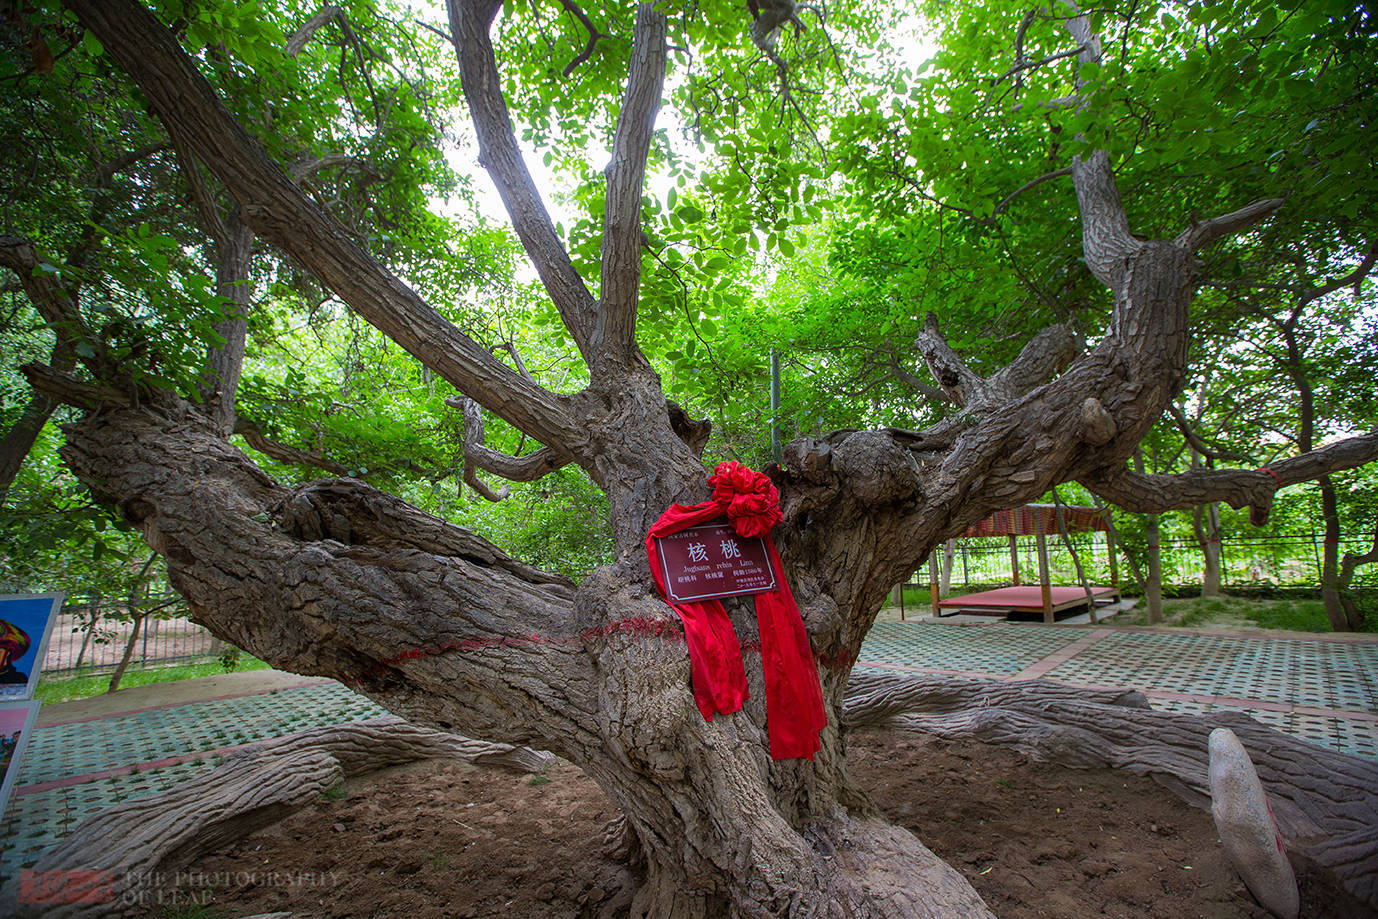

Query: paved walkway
[[3, 622, 1376, 877]]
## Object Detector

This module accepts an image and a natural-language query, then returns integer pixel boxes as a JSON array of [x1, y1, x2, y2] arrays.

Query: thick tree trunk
[[1144, 514, 1165, 623], [1317, 476, 1354, 631], [1191, 503, 1224, 598], [58, 402, 1002, 917], [1337, 524, 1376, 631], [939, 538, 955, 597], [1202, 503, 1223, 597]]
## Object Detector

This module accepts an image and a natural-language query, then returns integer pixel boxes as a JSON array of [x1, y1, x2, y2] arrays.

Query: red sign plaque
[[655, 522, 777, 603]]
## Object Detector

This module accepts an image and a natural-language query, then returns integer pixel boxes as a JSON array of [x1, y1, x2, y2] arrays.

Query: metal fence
[[923, 533, 1378, 593], [40, 593, 223, 677]]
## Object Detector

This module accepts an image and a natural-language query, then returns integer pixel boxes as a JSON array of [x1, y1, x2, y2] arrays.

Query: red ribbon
[[645, 461, 827, 760]]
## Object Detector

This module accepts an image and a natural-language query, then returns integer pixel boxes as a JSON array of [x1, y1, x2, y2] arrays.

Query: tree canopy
[[3, 0, 1378, 914]]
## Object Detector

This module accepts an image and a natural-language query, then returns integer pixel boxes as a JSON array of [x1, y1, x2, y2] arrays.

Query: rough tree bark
[[105, 553, 159, 694], [1337, 524, 1377, 630], [32, 1, 1378, 916]]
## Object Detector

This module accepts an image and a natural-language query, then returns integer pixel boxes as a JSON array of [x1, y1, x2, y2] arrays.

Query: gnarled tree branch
[[60, 404, 592, 756], [913, 314, 1079, 411], [447, 395, 571, 502], [595, 3, 666, 373], [1082, 429, 1378, 524], [446, 0, 598, 360], [66, 0, 587, 459]]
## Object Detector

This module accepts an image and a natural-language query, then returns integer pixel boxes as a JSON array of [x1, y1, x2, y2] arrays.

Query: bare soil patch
[[146, 728, 1367, 918]]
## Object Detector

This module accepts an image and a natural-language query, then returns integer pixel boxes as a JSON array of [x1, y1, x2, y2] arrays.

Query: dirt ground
[[146, 727, 1368, 919]]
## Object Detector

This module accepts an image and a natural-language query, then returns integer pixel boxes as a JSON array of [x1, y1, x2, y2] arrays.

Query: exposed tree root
[[843, 669, 1378, 912], [0, 717, 553, 919]]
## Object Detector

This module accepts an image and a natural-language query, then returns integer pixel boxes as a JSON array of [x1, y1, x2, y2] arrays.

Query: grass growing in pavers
[[34, 657, 274, 704], [1107, 595, 1378, 633]]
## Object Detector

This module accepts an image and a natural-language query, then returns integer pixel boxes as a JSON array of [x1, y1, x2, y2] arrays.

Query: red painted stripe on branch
[[357, 615, 855, 682]]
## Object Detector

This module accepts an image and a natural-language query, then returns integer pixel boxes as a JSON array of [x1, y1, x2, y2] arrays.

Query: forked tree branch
[[447, 0, 598, 360], [234, 417, 349, 475], [66, 0, 587, 458], [1300, 241, 1377, 306], [914, 315, 1079, 411], [555, 0, 606, 77], [1083, 430, 1378, 525], [1174, 197, 1286, 252], [1166, 403, 1245, 463], [447, 396, 570, 502], [595, 3, 666, 372], [984, 322, 1081, 403]]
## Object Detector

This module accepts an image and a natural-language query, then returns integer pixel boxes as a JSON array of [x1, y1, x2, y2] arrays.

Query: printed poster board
[[0, 593, 63, 701], [0, 700, 40, 823]]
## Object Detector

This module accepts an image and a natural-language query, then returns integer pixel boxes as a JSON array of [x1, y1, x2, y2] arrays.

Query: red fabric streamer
[[645, 461, 828, 760]]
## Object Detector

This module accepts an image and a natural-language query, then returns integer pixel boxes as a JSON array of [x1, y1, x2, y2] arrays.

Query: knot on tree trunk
[[667, 399, 712, 456], [832, 430, 921, 506], [1079, 396, 1118, 445]]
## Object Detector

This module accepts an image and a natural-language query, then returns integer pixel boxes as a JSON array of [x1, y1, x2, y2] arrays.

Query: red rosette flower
[[708, 461, 782, 538]]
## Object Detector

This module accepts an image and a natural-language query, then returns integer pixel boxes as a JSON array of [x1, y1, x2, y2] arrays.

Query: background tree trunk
[[1317, 476, 1356, 630], [106, 553, 157, 693], [1134, 453, 1166, 623], [1336, 524, 1376, 630], [939, 538, 956, 598], [72, 595, 102, 670]]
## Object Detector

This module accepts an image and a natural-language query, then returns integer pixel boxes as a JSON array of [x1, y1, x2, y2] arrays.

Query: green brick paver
[[3, 623, 1376, 878], [1041, 630, 1378, 710], [861, 620, 1091, 674], [19, 683, 385, 785], [1, 682, 384, 875]]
